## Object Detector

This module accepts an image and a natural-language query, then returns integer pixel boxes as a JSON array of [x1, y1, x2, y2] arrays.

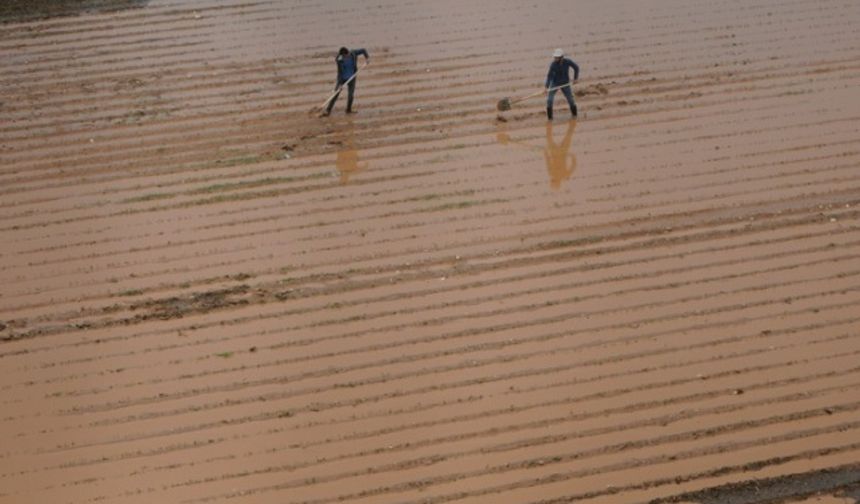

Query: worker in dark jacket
[[544, 48, 579, 120], [322, 47, 369, 116]]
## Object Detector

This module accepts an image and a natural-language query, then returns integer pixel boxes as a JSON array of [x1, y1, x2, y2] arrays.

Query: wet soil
[[1, 0, 860, 503]]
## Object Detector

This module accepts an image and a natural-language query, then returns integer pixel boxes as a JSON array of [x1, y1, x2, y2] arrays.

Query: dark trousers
[[326, 79, 356, 113], [547, 85, 576, 115]]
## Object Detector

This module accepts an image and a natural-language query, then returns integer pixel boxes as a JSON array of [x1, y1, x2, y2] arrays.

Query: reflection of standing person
[[545, 121, 577, 189], [544, 48, 579, 120], [336, 148, 368, 184], [322, 47, 369, 117], [335, 118, 369, 184], [495, 120, 578, 190]]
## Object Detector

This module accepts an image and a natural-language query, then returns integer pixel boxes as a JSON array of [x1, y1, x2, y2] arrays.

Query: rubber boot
[[570, 104, 578, 118], [547, 107, 553, 120]]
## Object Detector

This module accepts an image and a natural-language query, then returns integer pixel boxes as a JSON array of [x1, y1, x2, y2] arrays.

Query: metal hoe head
[[497, 98, 512, 112]]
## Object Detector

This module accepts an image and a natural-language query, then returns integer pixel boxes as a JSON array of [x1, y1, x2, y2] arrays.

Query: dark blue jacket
[[336, 48, 369, 84], [545, 58, 579, 88]]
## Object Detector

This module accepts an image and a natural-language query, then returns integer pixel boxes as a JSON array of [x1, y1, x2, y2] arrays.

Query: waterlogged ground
[[2, 0, 860, 503]]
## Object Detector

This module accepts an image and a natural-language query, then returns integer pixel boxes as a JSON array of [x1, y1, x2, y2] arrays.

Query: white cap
[[553, 48, 564, 58]]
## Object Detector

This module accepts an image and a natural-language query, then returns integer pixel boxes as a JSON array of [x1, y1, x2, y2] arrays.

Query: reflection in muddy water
[[496, 119, 578, 190], [545, 120, 577, 190], [335, 117, 368, 184], [1, 0, 149, 24]]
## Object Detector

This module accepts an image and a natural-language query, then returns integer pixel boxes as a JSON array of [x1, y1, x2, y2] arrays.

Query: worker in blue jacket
[[544, 48, 579, 120], [322, 47, 369, 116]]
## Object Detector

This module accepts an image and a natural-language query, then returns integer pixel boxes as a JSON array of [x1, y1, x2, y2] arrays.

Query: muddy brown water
[[2, 0, 860, 502]]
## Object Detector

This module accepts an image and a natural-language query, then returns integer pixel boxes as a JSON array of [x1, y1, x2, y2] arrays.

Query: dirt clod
[[130, 285, 250, 321]]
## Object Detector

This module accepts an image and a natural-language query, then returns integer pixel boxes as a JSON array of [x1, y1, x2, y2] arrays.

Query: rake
[[497, 82, 573, 112]]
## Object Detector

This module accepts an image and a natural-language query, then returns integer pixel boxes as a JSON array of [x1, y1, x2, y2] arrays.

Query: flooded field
[[2, 0, 860, 502]]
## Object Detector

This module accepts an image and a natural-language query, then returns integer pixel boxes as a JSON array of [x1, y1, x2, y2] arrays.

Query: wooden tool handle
[[511, 82, 573, 105]]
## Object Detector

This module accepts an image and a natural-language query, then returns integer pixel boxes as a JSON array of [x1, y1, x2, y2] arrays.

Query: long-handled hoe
[[497, 82, 573, 112]]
